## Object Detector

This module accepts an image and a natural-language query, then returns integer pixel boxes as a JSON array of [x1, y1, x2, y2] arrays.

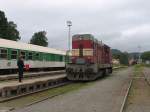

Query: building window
[[11, 50, 18, 59], [0, 49, 7, 59]]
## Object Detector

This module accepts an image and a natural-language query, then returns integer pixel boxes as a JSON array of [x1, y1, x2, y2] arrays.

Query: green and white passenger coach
[[0, 38, 67, 75]]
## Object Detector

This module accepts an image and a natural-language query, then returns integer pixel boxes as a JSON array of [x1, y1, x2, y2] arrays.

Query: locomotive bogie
[[66, 63, 112, 81]]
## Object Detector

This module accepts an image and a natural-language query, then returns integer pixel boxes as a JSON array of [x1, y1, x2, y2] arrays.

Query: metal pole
[[68, 25, 71, 52], [138, 45, 141, 64], [66, 21, 72, 63]]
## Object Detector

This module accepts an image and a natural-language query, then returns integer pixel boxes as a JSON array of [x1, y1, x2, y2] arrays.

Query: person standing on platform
[[17, 55, 24, 82]]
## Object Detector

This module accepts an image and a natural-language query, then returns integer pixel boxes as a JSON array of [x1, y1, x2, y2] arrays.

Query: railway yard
[[0, 0, 150, 111], [0, 65, 148, 112]]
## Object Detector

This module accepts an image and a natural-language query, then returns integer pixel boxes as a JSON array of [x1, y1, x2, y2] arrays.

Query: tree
[[0, 10, 20, 41], [141, 51, 150, 62], [111, 49, 129, 65], [119, 52, 129, 65], [30, 31, 48, 47]]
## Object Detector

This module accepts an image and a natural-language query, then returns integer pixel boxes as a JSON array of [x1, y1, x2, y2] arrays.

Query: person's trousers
[[18, 70, 23, 82]]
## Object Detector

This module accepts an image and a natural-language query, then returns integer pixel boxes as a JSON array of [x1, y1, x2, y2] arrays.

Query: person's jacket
[[17, 59, 24, 69]]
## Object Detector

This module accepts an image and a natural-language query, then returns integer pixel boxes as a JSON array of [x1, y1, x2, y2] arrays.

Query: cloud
[[0, 0, 150, 52]]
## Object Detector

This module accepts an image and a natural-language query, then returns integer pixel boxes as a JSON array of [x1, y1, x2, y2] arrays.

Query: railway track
[[0, 67, 126, 112], [120, 66, 150, 112], [119, 78, 133, 112], [143, 70, 150, 86], [8, 81, 72, 112], [0, 77, 71, 112]]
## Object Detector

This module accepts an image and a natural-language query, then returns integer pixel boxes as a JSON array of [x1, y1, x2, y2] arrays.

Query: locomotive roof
[[72, 34, 100, 42], [0, 38, 66, 55], [72, 34, 94, 40], [72, 34, 110, 48]]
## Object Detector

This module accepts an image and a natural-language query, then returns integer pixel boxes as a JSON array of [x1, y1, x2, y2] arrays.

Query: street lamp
[[66, 21, 72, 52]]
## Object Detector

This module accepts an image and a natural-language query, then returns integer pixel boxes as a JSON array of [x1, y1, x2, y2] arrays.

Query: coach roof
[[0, 38, 66, 55]]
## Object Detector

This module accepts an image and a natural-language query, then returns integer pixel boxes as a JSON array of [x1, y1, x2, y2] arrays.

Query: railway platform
[[0, 70, 65, 81], [0, 74, 67, 101]]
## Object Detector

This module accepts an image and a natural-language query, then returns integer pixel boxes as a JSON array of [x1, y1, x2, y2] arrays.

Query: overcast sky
[[0, 0, 149, 52]]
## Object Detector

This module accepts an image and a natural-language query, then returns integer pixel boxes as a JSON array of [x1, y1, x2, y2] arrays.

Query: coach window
[[35, 53, 39, 60], [0, 48, 7, 59], [60, 56, 62, 61], [28, 52, 33, 60], [11, 50, 18, 59], [51, 54, 55, 61], [20, 51, 26, 59], [63, 56, 65, 62]]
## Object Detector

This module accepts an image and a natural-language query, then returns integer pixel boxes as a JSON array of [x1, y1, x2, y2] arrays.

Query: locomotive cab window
[[0, 48, 8, 59], [11, 50, 18, 59]]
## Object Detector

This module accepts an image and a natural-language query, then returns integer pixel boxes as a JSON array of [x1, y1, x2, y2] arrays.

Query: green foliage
[[111, 49, 129, 65], [141, 51, 150, 61], [119, 52, 129, 65], [30, 31, 48, 47], [0, 10, 20, 41], [111, 49, 122, 55]]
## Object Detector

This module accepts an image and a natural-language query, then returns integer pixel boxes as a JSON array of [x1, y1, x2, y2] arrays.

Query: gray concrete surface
[[0, 70, 65, 81], [12, 68, 132, 112], [144, 67, 150, 84], [124, 67, 150, 112]]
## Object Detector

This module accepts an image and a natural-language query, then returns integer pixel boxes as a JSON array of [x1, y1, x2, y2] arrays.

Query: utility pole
[[66, 21, 72, 52], [138, 45, 141, 64], [66, 21, 72, 63]]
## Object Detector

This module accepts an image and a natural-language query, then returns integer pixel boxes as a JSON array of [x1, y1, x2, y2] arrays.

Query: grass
[[133, 64, 143, 77], [140, 63, 150, 68], [0, 82, 94, 109], [124, 64, 150, 112]]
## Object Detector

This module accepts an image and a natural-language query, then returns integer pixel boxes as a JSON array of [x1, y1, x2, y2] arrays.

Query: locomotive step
[[0, 74, 67, 101], [0, 70, 65, 81]]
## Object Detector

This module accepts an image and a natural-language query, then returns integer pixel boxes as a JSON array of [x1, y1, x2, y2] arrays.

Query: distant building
[[129, 58, 137, 65], [112, 59, 120, 65], [145, 60, 150, 64]]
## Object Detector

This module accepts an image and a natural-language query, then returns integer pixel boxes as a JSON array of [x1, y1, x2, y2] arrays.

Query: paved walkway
[[13, 67, 133, 112]]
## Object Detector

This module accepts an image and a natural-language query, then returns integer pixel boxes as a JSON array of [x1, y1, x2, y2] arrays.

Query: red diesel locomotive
[[66, 34, 112, 81]]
